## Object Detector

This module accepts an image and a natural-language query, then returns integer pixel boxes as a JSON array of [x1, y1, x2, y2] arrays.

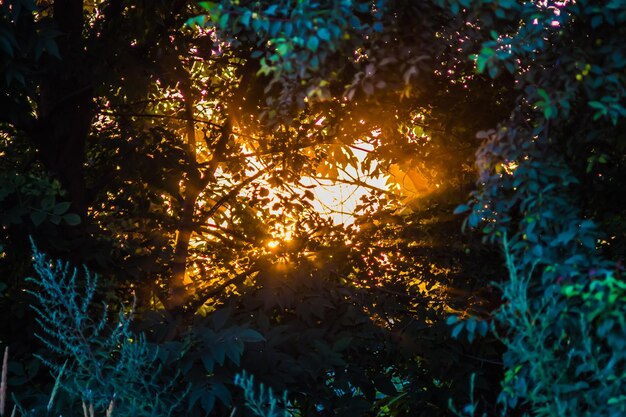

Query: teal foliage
[[26, 242, 182, 417], [448, 374, 486, 417], [194, 0, 388, 112], [234, 371, 288, 417], [8, 0, 626, 415], [443, 0, 626, 415], [137, 311, 266, 416]]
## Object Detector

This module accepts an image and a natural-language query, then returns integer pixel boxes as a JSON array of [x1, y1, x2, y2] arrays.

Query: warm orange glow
[[302, 140, 388, 224]]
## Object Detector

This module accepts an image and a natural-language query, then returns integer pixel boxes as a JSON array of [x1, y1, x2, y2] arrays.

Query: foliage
[[0, 0, 508, 414], [192, 0, 388, 114], [6, 0, 625, 416], [441, 0, 626, 415], [234, 371, 288, 417], [26, 242, 182, 417], [199, 0, 626, 415]]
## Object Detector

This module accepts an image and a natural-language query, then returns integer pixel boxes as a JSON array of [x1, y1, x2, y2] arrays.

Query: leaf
[[276, 42, 289, 57], [451, 323, 463, 339], [269, 20, 282, 37], [453, 204, 470, 215], [476, 47, 494, 73], [238, 328, 265, 343], [41, 196, 55, 210], [332, 336, 352, 352], [477, 320, 489, 337], [53, 201, 71, 215], [199, 1, 217, 11], [201, 354, 215, 373], [211, 342, 226, 365], [317, 27, 331, 41], [219, 13, 229, 29], [30, 210, 47, 226], [265, 4, 278, 15], [43, 38, 61, 59], [62, 213, 81, 226], [362, 81, 374, 95], [225, 342, 243, 365], [200, 393, 216, 414], [241, 10, 252, 27], [466, 317, 476, 334], [306, 35, 319, 52], [284, 21, 293, 37], [536, 88, 550, 102], [0, 36, 14, 57], [591, 14, 602, 28], [211, 382, 231, 405]]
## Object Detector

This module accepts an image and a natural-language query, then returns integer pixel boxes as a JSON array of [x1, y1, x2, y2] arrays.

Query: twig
[[98, 110, 223, 128], [189, 267, 260, 313]]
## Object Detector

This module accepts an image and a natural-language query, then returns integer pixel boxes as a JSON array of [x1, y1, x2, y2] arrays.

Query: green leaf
[[62, 213, 81, 226], [588, 101, 605, 110], [53, 201, 71, 215], [30, 210, 47, 226], [219, 13, 229, 29], [276, 42, 289, 56], [198, 1, 216, 11], [41, 196, 55, 210], [536, 88, 550, 101]]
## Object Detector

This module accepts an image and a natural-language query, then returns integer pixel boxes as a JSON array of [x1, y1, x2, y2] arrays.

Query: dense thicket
[[0, 0, 624, 416]]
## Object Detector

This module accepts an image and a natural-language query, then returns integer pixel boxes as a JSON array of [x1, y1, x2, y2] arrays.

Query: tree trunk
[[34, 0, 93, 216]]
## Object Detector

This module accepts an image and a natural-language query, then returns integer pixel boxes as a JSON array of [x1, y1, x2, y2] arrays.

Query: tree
[[10, 0, 624, 416], [199, 0, 626, 415]]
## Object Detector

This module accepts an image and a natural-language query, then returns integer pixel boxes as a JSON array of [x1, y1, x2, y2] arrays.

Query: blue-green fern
[[234, 371, 289, 417], [27, 241, 183, 417]]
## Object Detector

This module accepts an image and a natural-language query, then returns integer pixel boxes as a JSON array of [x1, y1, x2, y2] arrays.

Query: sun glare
[[301, 140, 388, 225]]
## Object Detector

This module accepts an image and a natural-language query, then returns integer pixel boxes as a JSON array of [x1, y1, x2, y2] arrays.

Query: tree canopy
[[0, 0, 625, 416]]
